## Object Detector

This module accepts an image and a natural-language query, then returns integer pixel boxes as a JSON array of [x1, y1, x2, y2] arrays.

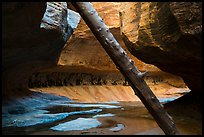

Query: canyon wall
[[58, 2, 160, 72], [119, 2, 202, 93], [2, 2, 199, 104], [15, 2, 185, 97], [2, 2, 201, 131], [2, 2, 80, 101]]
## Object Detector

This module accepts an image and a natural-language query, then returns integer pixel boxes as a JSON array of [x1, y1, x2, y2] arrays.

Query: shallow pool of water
[[2, 92, 202, 135]]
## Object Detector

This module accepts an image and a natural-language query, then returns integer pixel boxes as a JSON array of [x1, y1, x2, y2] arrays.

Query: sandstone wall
[[58, 2, 160, 72], [2, 2, 80, 101], [119, 2, 202, 92]]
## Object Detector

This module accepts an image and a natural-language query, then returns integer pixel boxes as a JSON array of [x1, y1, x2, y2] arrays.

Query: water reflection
[[2, 92, 202, 135]]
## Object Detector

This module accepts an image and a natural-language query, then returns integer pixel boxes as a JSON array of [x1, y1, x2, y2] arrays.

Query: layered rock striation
[[58, 2, 160, 72], [120, 2, 202, 93]]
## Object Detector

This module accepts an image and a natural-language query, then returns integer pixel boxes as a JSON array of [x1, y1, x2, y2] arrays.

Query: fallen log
[[71, 2, 180, 135]]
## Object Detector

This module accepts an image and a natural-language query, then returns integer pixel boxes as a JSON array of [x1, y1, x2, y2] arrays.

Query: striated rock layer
[[2, 2, 80, 102], [119, 2, 202, 117], [58, 2, 161, 72], [2, 2, 186, 103], [3, 2, 196, 105], [120, 2, 202, 93]]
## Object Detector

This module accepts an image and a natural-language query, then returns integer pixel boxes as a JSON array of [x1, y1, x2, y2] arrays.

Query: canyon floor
[[3, 81, 202, 135], [29, 84, 200, 135]]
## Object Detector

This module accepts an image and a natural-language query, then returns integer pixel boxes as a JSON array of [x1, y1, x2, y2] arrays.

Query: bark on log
[[71, 2, 180, 135]]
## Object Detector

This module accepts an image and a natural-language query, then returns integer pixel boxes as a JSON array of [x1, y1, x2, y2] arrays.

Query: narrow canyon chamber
[[2, 2, 202, 135]]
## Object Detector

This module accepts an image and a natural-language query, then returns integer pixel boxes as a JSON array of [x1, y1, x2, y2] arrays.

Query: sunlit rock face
[[119, 2, 202, 93], [54, 2, 187, 92], [2, 2, 80, 101], [58, 2, 160, 72]]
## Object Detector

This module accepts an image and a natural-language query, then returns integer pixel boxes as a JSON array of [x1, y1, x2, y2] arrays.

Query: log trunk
[[71, 2, 180, 135]]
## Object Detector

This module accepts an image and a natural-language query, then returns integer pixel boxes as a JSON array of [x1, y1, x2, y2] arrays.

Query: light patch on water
[[92, 113, 115, 118], [99, 101, 120, 104], [109, 123, 125, 132], [158, 97, 179, 103], [50, 118, 101, 131], [68, 109, 102, 115], [66, 103, 121, 109]]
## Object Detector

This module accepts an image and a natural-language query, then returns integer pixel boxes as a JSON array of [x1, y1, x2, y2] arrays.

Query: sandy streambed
[[3, 85, 201, 135], [31, 84, 190, 103]]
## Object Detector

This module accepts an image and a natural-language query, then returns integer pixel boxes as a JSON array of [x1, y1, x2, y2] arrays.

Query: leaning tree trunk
[[71, 2, 180, 135]]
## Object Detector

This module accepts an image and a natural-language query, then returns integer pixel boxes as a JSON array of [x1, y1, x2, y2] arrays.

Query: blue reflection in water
[[2, 92, 119, 128]]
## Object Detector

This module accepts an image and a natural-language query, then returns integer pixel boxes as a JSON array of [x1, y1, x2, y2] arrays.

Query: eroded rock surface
[[58, 2, 160, 72], [2, 2, 80, 101], [119, 2, 202, 93]]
